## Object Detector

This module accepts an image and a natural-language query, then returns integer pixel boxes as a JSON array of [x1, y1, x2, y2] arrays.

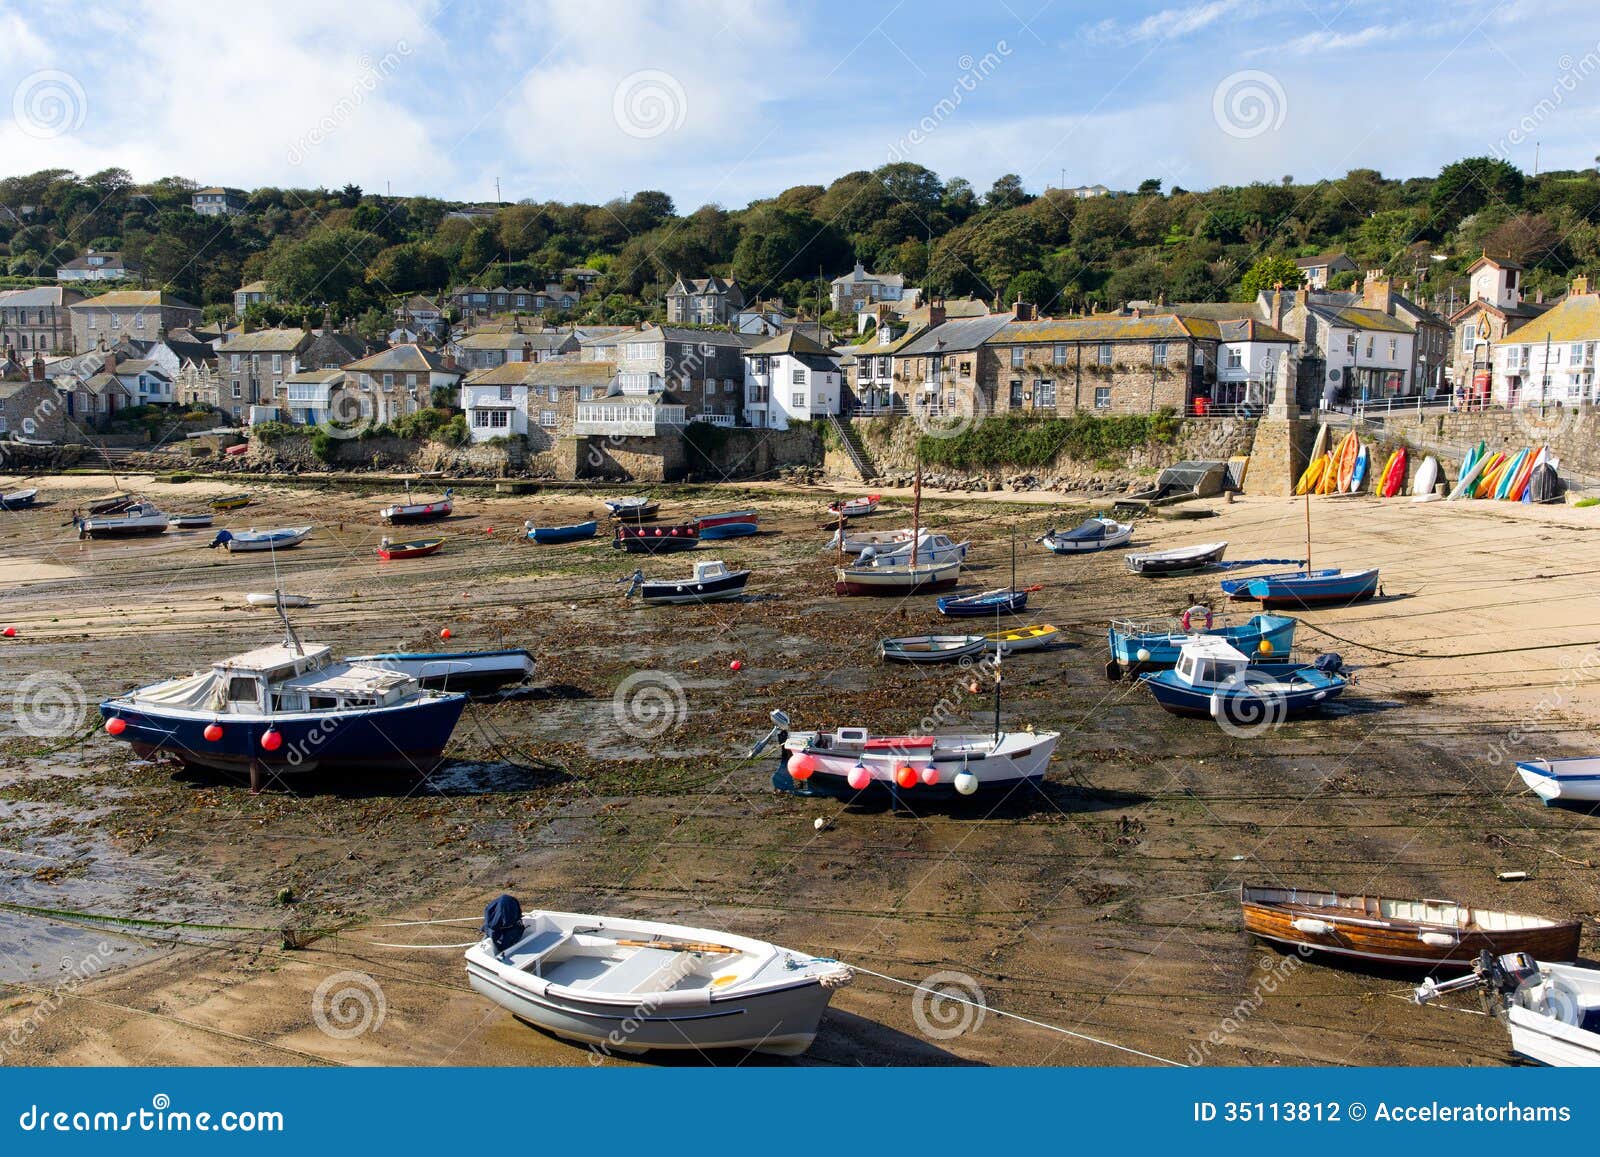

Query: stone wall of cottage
[[986, 345, 1193, 416]]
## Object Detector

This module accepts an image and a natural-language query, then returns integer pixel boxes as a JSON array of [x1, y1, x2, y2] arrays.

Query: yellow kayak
[[1295, 454, 1329, 495], [1474, 453, 1508, 498]]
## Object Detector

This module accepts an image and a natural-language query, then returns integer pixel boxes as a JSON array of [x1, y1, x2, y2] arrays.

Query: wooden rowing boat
[[1241, 884, 1581, 971], [378, 536, 444, 560]]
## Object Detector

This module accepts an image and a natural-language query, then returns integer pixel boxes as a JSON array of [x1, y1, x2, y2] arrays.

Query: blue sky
[[2, 0, 1597, 208]]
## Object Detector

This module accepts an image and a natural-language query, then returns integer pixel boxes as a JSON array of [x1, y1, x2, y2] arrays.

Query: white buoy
[[1136, 648, 1151, 663], [813, 817, 830, 832], [953, 771, 979, 796]]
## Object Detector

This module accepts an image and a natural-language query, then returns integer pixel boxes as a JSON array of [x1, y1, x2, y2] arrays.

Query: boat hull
[[834, 561, 960, 596], [777, 731, 1059, 803], [1517, 759, 1600, 804], [638, 572, 749, 604], [382, 503, 452, 524], [77, 522, 168, 538], [695, 521, 758, 540], [378, 540, 443, 560], [0, 489, 38, 510], [614, 525, 700, 554], [1247, 569, 1379, 608], [937, 591, 1027, 617], [529, 521, 598, 544], [97, 693, 468, 774], [1040, 520, 1133, 554], [1125, 543, 1227, 575], [1140, 667, 1344, 721], [1507, 1005, 1600, 1067]]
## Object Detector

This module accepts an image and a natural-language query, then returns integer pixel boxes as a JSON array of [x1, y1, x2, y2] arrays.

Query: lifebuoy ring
[[1181, 604, 1213, 632]]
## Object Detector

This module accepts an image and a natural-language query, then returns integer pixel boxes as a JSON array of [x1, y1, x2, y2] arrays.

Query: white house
[[282, 369, 347, 427], [830, 263, 915, 315], [460, 363, 532, 442], [1214, 319, 1297, 408], [1493, 276, 1600, 407], [742, 328, 842, 430], [1305, 303, 1415, 406]]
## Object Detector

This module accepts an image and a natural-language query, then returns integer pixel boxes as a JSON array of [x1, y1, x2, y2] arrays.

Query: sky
[[2, 0, 1597, 209]]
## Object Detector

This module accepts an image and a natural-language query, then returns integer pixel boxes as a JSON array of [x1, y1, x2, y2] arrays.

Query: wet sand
[[1, 472, 1597, 1067]]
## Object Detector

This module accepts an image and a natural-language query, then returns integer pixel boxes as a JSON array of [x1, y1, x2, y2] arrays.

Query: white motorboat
[[1039, 516, 1134, 554], [75, 501, 169, 539], [775, 725, 1060, 799], [466, 896, 851, 1057], [209, 526, 312, 553], [859, 531, 967, 567], [625, 558, 750, 605], [1516, 757, 1600, 804], [1125, 541, 1227, 575], [1417, 952, 1600, 1067]]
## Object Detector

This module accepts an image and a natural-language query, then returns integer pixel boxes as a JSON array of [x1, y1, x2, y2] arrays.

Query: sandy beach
[[1, 472, 1597, 1067]]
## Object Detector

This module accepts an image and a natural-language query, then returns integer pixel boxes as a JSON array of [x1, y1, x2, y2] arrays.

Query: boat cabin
[[209, 644, 417, 714], [1173, 636, 1250, 688], [690, 559, 734, 582]]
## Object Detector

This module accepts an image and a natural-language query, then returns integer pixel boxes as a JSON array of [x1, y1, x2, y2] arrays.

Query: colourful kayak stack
[[1294, 429, 1387, 496], [1445, 441, 1548, 502]]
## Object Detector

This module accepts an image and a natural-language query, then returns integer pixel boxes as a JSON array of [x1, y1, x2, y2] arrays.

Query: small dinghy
[[525, 519, 598, 544], [612, 523, 700, 554], [167, 512, 214, 529], [1243, 885, 1581, 971], [1516, 757, 1600, 805], [767, 721, 1061, 801], [208, 526, 311, 553], [381, 488, 453, 524], [984, 624, 1062, 654], [378, 536, 444, 561], [693, 510, 759, 539], [0, 487, 39, 510], [1125, 541, 1227, 576], [76, 502, 169, 539], [824, 525, 915, 554], [1039, 516, 1133, 555], [210, 493, 252, 511], [834, 558, 960, 596], [465, 895, 851, 1057], [1221, 567, 1379, 607], [345, 648, 535, 694], [937, 585, 1037, 617], [1417, 953, 1600, 1066], [625, 558, 749, 605], [1140, 636, 1347, 724], [877, 634, 989, 663], [87, 492, 134, 515], [604, 496, 659, 522], [1108, 611, 1296, 673], [826, 493, 880, 519], [246, 592, 312, 608]]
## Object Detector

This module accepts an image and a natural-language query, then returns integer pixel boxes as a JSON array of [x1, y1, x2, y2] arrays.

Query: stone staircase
[[827, 413, 877, 481]]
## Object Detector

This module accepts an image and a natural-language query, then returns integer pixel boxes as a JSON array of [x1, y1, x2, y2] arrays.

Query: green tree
[[1239, 254, 1305, 300], [1430, 157, 1524, 229]]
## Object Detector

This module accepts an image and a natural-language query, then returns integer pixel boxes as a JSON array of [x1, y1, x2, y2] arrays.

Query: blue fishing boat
[[1219, 567, 1341, 599], [1107, 611, 1297, 672], [1225, 567, 1379, 608], [1140, 637, 1346, 724], [98, 635, 468, 779], [525, 519, 597, 544], [937, 585, 1036, 617], [694, 510, 760, 539]]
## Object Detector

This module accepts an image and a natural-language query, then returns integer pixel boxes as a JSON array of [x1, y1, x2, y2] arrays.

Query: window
[[792, 368, 806, 386], [1572, 343, 1587, 364], [231, 354, 241, 372], [540, 410, 557, 428], [792, 392, 806, 408], [1227, 348, 1242, 369], [960, 360, 971, 375], [1461, 326, 1474, 352], [1009, 379, 1022, 407], [1346, 334, 1357, 356], [111, 315, 121, 329], [1011, 347, 1024, 368], [548, 385, 559, 402], [1037, 380, 1056, 408], [579, 386, 594, 401], [704, 381, 715, 397], [133, 314, 144, 329], [1365, 338, 1374, 358], [88, 315, 97, 329], [1053, 344, 1067, 366], [1097, 343, 1112, 365], [272, 354, 282, 373], [383, 374, 394, 388], [1152, 342, 1167, 366], [1094, 386, 1111, 409], [1552, 347, 1562, 366], [231, 380, 241, 398], [1388, 338, 1397, 359], [752, 356, 767, 375]]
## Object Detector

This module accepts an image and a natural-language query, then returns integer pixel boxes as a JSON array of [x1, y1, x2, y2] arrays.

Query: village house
[[69, 291, 202, 355], [393, 294, 446, 341], [56, 249, 141, 282], [0, 286, 84, 356], [829, 262, 918, 315], [1449, 255, 1554, 406], [233, 281, 274, 314], [1294, 251, 1357, 290], [460, 360, 617, 445], [891, 311, 1016, 419], [664, 275, 744, 326], [1492, 276, 1599, 408], [732, 300, 796, 336], [741, 328, 842, 430], [302, 329, 373, 371], [1254, 287, 1413, 408], [448, 328, 580, 370], [448, 283, 582, 321], [611, 325, 759, 424], [340, 344, 463, 425], [192, 187, 248, 216], [842, 314, 920, 414], [0, 356, 69, 442], [282, 369, 348, 427], [216, 328, 314, 416], [1212, 319, 1299, 410], [105, 355, 176, 405]]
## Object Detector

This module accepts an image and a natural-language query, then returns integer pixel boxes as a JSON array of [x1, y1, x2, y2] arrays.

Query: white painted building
[[1305, 303, 1415, 406], [741, 328, 842, 430], [1493, 277, 1600, 406], [1213, 319, 1297, 408]]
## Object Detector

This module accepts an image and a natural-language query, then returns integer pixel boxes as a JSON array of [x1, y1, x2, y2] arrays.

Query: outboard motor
[[1312, 652, 1344, 675], [207, 530, 232, 550], [858, 546, 877, 564], [482, 894, 524, 955]]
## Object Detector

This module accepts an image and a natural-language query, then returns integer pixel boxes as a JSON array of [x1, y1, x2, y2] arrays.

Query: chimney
[[1013, 297, 1035, 322], [1293, 286, 1308, 309], [521, 341, 533, 361], [1363, 269, 1392, 314], [1270, 285, 1287, 328], [1130, 307, 1143, 319], [1536, 287, 1545, 305], [442, 350, 457, 370], [31, 353, 45, 382], [1574, 274, 1592, 296], [927, 302, 947, 327]]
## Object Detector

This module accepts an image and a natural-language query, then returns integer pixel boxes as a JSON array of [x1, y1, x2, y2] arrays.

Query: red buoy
[[919, 766, 940, 786], [104, 716, 127, 736], [787, 752, 817, 781], [261, 729, 283, 752], [895, 765, 918, 789], [440, 628, 452, 639], [847, 764, 871, 791], [729, 659, 742, 671], [2, 626, 15, 638], [203, 723, 223, 742]]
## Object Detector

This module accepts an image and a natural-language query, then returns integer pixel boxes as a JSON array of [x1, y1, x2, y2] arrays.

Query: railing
[[690, 413, 735, 426]]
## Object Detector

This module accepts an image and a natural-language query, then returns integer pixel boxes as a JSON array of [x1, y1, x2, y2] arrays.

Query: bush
[[249, 420, 299, 444], [916, 410, 1181, 471]]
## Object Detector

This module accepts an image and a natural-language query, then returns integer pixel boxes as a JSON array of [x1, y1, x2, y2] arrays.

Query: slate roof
[[217, 328, 309, 353], [1306, 304, 1414, 335], [73, 291, 198, 310], [343, 344, 458, 375], [1502, 292, 1600, 344], [744, 328, 836, 358]]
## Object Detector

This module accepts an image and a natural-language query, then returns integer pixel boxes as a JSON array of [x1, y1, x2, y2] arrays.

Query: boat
[[381, 488, 453, 524], [1223, 567, 1379, 608], [99, 633, 469, 778], [1242, 885, 1581, 971], [1447, 442, 1490, 500], [1125, 541, 1227, 576], [1107, 611, 1297, 673], [525, 519, 598, 545], [835, 558, 960, 595], [771, 723, 1061, 801], [1378, 447, 1407, 497], [825, 526, 915, 554], [877, 634, 989, 663], [87, 492, 134, 515], [1516, 757, 1600, 804], [985, 624, 1062, 653], [75, 502, 169, 539], [858, 531, 967, 567], [210, 493, 251, 512], [208, 526, 312, 553], [1473, 452, 1509, 498], [1039, 516, 1134, 554], [1295, 455, 1329, 495], [937, 586, 1037, 617], [1516, 447, 1549, 502], [693, 510, 759, 539], [344, 648, 536, 694], [1411, 454, 1440, 500], [1417, 953, 1600, 1067], [1328, 430, 1359, 494], [465, 895, 851, 1057], [1139, 636, 1347, 724], [604, 497, 659, 522], [1495, 448, 1530, 500], [1346, 443, 1370, 493], [246, 592, 312, 608], [613, 523, 700, 554], [168, 512, 214, 529], [0, 487, 38, 510], [624, 558, 750, 605], [826, 494, 880, 519], [378, 536, 444, 561]]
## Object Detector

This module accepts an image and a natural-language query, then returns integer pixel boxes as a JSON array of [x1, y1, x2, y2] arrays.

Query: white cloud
[[1085, 0, 1256, 46]]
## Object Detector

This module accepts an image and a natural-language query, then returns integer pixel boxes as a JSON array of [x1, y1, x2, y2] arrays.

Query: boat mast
[[910, 462, 922, 569], [1303, 486, 1312, 574]]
